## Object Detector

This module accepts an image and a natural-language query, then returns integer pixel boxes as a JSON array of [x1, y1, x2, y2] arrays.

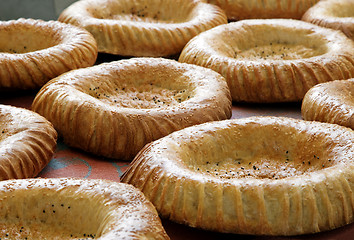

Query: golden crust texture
[[32, 57, 232, 160], [0, 18, 98, 90], [302, 79, 354, 130], [0, 178, 169, 239], [179, 19, 354, 103], [302, 0, 354, 40], [0, 104, 57, 180], [206, 0, 320, 20], [121, 116, 354, 236], [58, 0, 227, 57]]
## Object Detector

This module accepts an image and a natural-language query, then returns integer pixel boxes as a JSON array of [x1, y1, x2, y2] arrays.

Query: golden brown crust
[[206, 0, 319, 20], [302, 79, 354, 129], [302, 0, 354, 40], [178, 19, 354, 103], [0, 18, 97, 90], [0, 104, 57, 180], [32, 58, 231, 160], [58, 0, 227, 56], [0, 178, 169, 239], [121, 116, 354, 236]]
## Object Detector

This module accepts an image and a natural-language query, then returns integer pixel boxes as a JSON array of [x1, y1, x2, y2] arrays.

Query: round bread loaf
[[0, 104, 57, 180], [0, 18, 97, 89], [0, 178, 169, 239], [58, 0, 227, 57], [32, 57, 232, 160], [122, 116, 354, 236], [302, 79, 354, 130], [206, 0, 319, 21], [179, 19, 354, 103], [302, 0, 354, 40]]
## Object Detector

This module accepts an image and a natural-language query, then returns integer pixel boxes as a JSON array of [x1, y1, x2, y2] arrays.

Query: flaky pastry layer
[[122, 116, 354, 235]]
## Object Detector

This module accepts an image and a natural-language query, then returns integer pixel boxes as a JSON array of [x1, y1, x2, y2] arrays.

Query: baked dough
[[32, 57, 231, 160], [206, 0, 319, 21], [302, 79, 354, 129], [0, 104, 57, 180], [0, 18, 97, 90], [58, 0, 227, 57], [302, 0, 354, 40], [179, 19, 354, 103], [121, 116, 354, 235], [0, 178, 169, 239]]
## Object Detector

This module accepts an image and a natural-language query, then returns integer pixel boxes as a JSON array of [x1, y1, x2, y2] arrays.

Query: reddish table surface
[[1, 57, 353, 240]]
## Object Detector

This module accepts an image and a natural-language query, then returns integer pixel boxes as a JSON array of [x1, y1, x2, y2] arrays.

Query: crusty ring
[[0, 178, 169, 239], [122, 116, 354, 236], [0, 104, 57, 180], [0, 18, 97, 90], [302, 79, 354, 129], [179, 19, 354, 103], [32, 57, 231, 160], [58, 0, 227, 57], [206, 0, 319, 21], [302, 0, 354, 40]]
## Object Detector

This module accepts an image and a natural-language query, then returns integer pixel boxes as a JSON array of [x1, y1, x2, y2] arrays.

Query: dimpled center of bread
[[191, 153, 333, 180], [0, 28, 56, 54], [233, 42, 320, 61], [90, 1, 194, 23], [216, 24, 329, 61], [0, 223, 95, 239], [0, 191, 111, 239], [87, 83, 190, 109], [181, 124, 336, 180]]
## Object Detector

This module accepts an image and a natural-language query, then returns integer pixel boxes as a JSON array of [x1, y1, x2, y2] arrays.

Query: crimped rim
[[32, 57, 231, 160], [0, 104, 57, 180], [121, 116, 354, 235], [0, 178, 169, 239], [58, 0, 227, 56], [207, 0, 319, 20], [302, 0, 354, 40], [0, 18, 97, 89], [179, 19, 354, 102], [302, 78, 354, 129]]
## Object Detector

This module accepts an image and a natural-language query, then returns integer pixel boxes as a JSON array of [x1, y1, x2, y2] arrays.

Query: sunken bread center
[[181, 123, 335, 180], [88, 0, 195, 23], [83, 67, 194, 109], [0, 26, 57, 54], [219, 24, 328, 61], [0, 190, 110, 239]]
